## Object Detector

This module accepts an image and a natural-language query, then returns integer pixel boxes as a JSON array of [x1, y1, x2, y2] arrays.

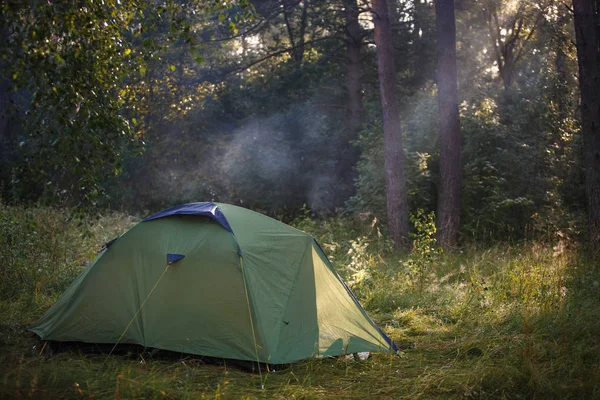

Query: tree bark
[[573, 0, 600, 258], [371, 0, 410, 248], [344, 0, 364, 130], [387, 0, 404, 54], [435, 0, 462, 249], [0, 24, 10, 149], [554, 10, 571, 156], [327, 0, 365, 202], [411, 0, 430, 86], [0, 23, 15, 179], [0, 78, 9, 144]]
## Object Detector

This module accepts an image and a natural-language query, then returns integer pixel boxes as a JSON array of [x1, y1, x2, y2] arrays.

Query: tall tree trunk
[[554, 11, 571, 156], [371, 0, 410, 248], [0, 25, 10, 149], [387, 0, 403, 54], [0, 22, 15, 186], [329, 0, 364, 201], [0, 78, 9, 144], [344, 0, 363, 130], [411, 0, 432, 86], [573, 0, 600, 258], [435, 0, 461, 249]]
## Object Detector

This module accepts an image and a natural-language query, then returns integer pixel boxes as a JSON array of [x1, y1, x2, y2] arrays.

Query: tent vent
[[167, 254, 185, 264]]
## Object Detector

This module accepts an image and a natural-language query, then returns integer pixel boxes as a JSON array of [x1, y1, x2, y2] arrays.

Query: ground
[[1, 206, 599, 399]]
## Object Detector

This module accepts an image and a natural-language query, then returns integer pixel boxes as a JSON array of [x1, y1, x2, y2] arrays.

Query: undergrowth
[[1, 204, 599, 399]]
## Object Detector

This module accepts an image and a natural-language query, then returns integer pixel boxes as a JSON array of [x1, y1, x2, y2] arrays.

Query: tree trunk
[[329, 0, 364, 201], [554, 11, 571, 156], [0, 78, 9, 144], [573, 0, 600, 258], [283, 0, 309, 67], [344, 0, 363, 130], [0, 23, 15, 181], [0, 24, 10, 148], [388, 0, 403, 54], [371, 0, 410, 248], [435, 0, 461, 249], [411, 0, 430, 86]]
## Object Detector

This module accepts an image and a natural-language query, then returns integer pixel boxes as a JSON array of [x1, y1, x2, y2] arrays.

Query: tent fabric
[[311, 238, 398, 353], [167, 254, 185, 264], [31, 202, 396, 364], [143, 202, 233, 233]]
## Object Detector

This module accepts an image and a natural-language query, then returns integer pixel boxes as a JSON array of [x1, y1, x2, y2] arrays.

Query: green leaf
[[139, 65, 147, 77], [169, 65, 176, 72], [229, 21, 238, 35]]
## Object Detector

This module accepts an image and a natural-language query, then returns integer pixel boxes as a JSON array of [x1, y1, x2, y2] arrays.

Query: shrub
[[0, 203, 133, 302]]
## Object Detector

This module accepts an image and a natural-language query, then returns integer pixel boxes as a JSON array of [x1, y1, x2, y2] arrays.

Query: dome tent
[[31, 202, 397, 364]]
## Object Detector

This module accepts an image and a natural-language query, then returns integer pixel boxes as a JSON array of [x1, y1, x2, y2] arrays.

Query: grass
[[1, 204, 599, 399]]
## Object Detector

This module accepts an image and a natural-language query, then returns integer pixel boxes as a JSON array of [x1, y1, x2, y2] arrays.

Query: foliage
[[0, 208, 599, 398], [0, 0, 596, 395], [349, 7, 585, 241], [348, 87, 440, 221], [0, 0, 591, 239], [0, 202, 134, 301], [0, 1, 148, 204], [405, 209, 443, 291], [0, 0, 251, 207]]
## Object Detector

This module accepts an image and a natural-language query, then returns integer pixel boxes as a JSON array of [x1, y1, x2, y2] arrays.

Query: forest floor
[[1, 205, 599, 399]]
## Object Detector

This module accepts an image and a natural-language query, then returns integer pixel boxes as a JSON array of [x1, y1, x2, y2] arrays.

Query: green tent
[[31, 202, 396, 364]]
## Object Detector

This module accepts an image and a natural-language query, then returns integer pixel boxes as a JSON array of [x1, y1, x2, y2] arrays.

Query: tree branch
[[228, 36, 347, 74]]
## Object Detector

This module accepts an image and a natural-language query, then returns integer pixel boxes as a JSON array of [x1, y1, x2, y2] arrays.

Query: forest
[[0, 0, 599, 398]]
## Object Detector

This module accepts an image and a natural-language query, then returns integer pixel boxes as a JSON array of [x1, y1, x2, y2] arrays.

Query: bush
[[0, 203, 133, 302]]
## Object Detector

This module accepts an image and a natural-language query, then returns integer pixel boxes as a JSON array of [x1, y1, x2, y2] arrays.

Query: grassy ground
[[1, 204, 599, 399]]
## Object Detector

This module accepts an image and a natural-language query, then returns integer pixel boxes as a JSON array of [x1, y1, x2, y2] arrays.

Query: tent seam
[[237, 253, 270, 359]]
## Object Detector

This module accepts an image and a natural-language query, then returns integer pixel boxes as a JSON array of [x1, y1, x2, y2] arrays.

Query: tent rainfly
[[31, 202, 397, 364]]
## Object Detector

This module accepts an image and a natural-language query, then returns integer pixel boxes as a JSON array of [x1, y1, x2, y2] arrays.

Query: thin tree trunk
[[329, 0, 364, 202], [573, 0, 600, 259], [0, 22, 15, 180], [388, 0, 403, 53], [554, 11, 570, 156], [371, 0, 410, 248], [411, 0, 430, 86], [0, 24, 10, 147], [344, 0, 363, 130], [296, 0, 309, 66], [0, 78, 9, 144], [435, 0, 461, 249], [283, 0, 309, 67]]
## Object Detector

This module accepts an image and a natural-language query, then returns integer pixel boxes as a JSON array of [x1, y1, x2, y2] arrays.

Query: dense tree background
[[0, 0, 593, 247]]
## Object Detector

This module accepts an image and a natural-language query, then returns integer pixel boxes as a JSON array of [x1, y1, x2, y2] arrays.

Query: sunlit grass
[[1, 205, 599, 399]]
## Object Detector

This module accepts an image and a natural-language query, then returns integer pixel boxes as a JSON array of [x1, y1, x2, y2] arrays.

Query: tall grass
[[1, 205, 599, 399], [0, 203, 135, 303]]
